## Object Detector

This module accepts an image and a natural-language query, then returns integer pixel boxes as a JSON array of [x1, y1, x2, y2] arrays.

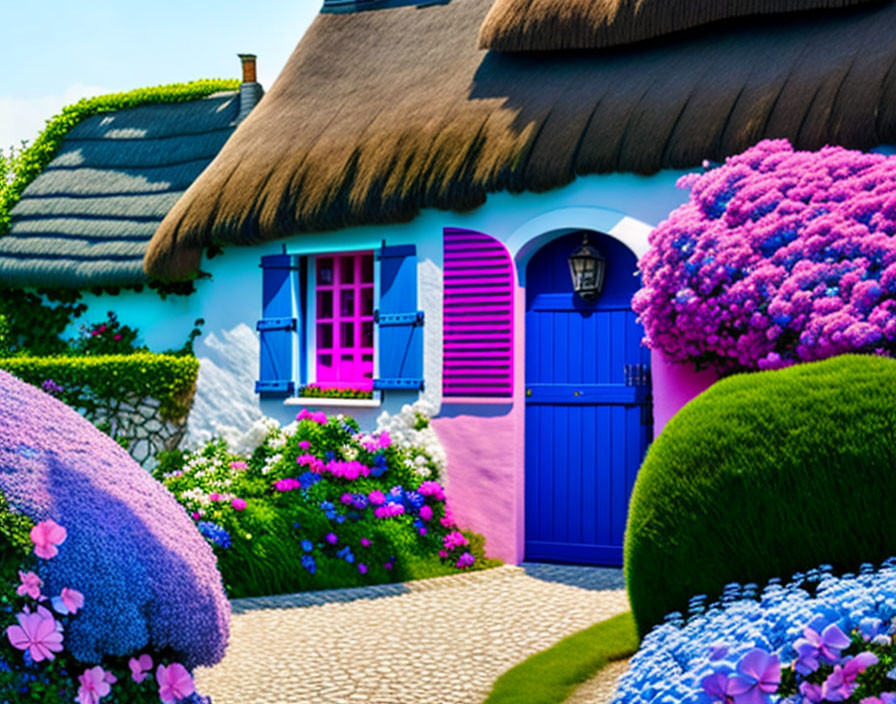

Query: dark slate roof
[[0, 93, 240, 287]]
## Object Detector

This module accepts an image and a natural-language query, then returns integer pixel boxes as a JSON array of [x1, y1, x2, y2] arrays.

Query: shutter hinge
[[256, 317, 297, 332], [373, 310, 425, 326], [255, 380, 296, 395]]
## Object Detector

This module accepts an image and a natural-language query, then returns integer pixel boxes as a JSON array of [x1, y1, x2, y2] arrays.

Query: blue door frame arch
[[523, 230, 652, 565]]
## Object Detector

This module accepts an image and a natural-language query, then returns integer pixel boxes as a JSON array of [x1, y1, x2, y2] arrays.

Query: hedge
[[624, 354, 896, 639], [0, 353, 198, 422], [0, 78, 240, 236]]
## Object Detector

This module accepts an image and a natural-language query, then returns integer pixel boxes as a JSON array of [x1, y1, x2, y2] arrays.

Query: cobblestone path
[[195, 563, 628, 704]]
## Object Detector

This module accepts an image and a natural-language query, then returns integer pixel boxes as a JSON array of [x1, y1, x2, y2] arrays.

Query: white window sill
[[284, 393, 382, 408]]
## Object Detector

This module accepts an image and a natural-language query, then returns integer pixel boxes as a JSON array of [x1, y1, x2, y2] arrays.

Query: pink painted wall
[[650, 349, 718, 437], [431, 284, 527, 565]]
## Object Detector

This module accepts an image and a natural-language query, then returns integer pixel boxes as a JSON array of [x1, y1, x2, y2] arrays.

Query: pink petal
[[139, 653, 153, 670], [6, 624, 29, 650]]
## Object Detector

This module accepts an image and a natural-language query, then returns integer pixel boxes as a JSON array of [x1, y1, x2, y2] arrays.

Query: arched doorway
[[524, 230, 651, 565]]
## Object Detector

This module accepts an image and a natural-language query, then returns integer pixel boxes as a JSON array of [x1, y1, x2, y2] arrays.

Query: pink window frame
[[313, 251, 375, 391]]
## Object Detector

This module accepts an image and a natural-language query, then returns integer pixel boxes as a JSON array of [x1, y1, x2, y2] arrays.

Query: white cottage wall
[[70, 169, 690, 447]]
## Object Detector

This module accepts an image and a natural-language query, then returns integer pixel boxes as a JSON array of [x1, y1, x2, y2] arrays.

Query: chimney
[[236, 53, 263, 124]]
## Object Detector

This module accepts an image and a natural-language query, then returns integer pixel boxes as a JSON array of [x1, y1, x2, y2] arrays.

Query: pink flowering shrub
[[633, 139, 896, 373], [0, 519, 212, 704], [158, 409, 500, 598], [0, 370, 229, 668]]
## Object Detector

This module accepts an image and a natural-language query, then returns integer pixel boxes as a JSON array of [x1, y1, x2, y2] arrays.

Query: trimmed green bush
[[0, 353, 198, 422], [625, 354, 896, 639]]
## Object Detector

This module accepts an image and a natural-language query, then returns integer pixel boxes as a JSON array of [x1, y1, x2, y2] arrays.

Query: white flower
[[342, 446, 359, 461]]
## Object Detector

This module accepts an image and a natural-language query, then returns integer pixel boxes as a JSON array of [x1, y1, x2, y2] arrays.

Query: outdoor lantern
[[567, 234, 606, 302]]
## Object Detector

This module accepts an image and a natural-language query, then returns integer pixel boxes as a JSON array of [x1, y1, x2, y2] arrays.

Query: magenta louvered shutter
[[442, 228, 514, 398]]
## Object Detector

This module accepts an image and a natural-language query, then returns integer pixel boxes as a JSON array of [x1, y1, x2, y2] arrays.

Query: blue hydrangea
[[301, 554, 317, 574], [611, 560, 896, 704], [197, 521, 232, 549], [301, 539, 314, 552], [297, 472, 320, 490], [337, 546, 355, 564]]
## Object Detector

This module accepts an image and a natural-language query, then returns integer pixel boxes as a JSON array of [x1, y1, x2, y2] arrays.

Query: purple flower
[[727, 649, 780, 704], [821, 652, 879, 702], [794, 622, 852, 675], [325, 532, 338, 545], [0, 371, 229, 668], [700, 667, 735, 704], [455, 552, 475, 569]]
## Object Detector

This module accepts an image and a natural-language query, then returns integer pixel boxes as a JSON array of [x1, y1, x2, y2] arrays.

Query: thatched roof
[[146, 0, 896, 280], [0, 94, 239, 288], [478, 0, 876, 52]]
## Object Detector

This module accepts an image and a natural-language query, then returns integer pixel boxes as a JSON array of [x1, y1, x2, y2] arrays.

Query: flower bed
[[633, 139, 896, 374], [612, 560, 896, 704], [157, 404, 500, 598]]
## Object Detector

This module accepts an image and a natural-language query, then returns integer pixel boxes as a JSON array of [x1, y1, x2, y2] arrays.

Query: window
[[256, 244, 424, 398], [313, 252, 375, 390]]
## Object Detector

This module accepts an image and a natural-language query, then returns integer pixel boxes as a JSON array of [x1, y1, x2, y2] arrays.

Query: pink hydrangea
[[378, 430, 392, 449], [368, 490, 386, 506], [456, 552, 475, 569], [443, 531, 469, 550], [296, 408, 327, 424], [274, 478, 300, 492], [374, 503, 405, 519], [634, 140, 896, 373], [229, 461, 248, 471], [298, 440, 311, 450], [231, 498, 247, 511], [418, 481, 445, 502], [323, 460, 370, 481], [419, 505, 433, 522], [297, 454, 325, 472]]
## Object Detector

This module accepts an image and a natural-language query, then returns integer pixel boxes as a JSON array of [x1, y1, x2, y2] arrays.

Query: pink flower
[[232, 498, 247, 511], [113, 334, 122, 341], [360, 538, 371, 547], [274, 478, 300, 492], [129, 653, 153, 683], [191, 512, 201, 520], [418, 527, 427, 536], [7, 606, 64, 662], [156, 663, 195, 704], [443, 531, 469, 550], [419, 505, 433, 522], [374, 504, 405, 519], [325, 532, 338, 545], [298, 440, 311, 450], [16, 571, 43, 600], [368, 490, 386, 506], [358, 563, 368, 574], [438, 550, 449, 558], [418, 481, 445, 502], [208, 492, 221, 502], [30, 519, 67, 559], [229, 461, 248, 470], [52, 587, 85, 615], [384, 561, 393, 570], [378, 430, 392, 448], [296, 409, 328, 424], [78, 666, 114, 704]]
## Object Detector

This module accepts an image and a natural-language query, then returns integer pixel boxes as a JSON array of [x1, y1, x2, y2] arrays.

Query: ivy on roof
[[0, 78, 240, 238]]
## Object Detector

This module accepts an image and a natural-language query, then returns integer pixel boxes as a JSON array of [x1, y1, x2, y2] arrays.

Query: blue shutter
[[374, 244, 424, 390], [256, 253, 297, 396]]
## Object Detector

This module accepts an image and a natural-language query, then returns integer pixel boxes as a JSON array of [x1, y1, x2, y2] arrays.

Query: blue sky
[[1, 1, 319, 148]]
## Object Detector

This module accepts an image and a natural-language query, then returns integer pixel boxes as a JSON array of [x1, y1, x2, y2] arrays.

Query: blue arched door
[[524, 231, 652, 565]]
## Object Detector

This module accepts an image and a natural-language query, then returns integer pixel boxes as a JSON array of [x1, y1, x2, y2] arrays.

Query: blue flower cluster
[[611, 560, 896, 704], [301, 554, 317, 574], [197, 521, 232, 549], [320, 500, 346, 524], [337, 546, 355, 564], [297, 471, 320, 490], [370, 453, 388, 477]]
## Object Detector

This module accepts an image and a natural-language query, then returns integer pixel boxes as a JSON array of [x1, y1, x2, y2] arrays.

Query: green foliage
[[624, 354, 896, 639], [0, 314, 9, 356], [70, 311, 143, 355], [485, 611, 638, 704], [0, 353, 198, 422], [158, 413, 500, 598], [0, 79, 240, 237], [298, 384, 374, 400], [0, 288, 87, 356]]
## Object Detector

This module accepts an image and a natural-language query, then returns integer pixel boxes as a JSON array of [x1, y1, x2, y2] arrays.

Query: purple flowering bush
[[0, 518, 212, 704], [633, 139, 896, 373], [612, 561, 896, 704], [0, 370, 229, 668], [157, 408, 500, 598]]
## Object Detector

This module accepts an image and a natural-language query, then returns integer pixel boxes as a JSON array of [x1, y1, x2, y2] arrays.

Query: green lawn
[[484, 610, 638, 704]]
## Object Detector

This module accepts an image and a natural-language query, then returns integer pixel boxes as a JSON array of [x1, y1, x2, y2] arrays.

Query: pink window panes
[[315, 252, 375, 391]]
